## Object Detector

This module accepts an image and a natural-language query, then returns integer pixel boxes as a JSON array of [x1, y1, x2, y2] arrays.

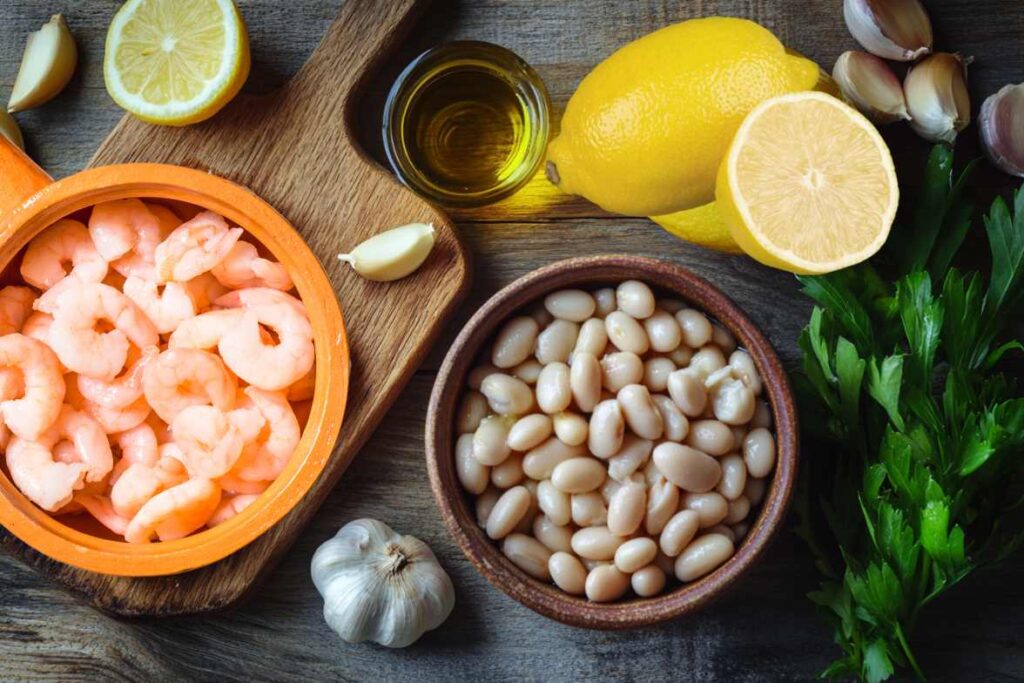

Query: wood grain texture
[[0, 0, 470, 617], [2, 0, 1024, 679]]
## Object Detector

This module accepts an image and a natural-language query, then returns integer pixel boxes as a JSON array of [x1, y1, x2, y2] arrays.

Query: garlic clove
[[904, 53, 971, 144], [980, 84, 1024, 178], [832, 51, 910, 124], [8, 14, 78, 113], [843, 0, 933, 62], [338, 223, 436, 282], [0, 111, 24, 150]]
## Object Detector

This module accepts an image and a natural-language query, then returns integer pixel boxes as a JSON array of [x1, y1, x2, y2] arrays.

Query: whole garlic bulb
[[311, 519, 455, 648]]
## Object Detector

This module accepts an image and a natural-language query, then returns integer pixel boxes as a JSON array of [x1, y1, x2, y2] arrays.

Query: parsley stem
[[895, 624, 925, 681]]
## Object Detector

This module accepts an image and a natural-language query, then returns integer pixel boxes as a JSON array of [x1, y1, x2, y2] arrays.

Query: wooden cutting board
[[0, 0, 470, 616]]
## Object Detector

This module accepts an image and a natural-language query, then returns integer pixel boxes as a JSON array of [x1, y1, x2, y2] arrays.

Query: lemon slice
[[716, 92, 898, 274], [103, 0, 250, 126]]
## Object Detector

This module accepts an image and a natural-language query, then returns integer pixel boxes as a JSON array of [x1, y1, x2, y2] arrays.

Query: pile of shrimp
[[0, 199, 315, 543]]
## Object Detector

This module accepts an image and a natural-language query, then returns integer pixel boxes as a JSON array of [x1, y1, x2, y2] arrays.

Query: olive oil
[[384, 42, 550, 207]]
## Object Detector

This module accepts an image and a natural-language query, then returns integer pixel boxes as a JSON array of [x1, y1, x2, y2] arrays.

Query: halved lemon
[[716, 91, 898, 274], [104, 0, 250, 126]]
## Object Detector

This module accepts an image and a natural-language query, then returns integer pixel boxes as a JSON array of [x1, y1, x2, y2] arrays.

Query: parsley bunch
[[796, 146, 1024, 681]]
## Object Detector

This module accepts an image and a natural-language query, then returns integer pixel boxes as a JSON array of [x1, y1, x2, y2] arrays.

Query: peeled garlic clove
[[843, 0, 932, 62], [0, 111, 24, 150], [832, 51, 910, 124], [980, 84, 1024, 178], [8, 14, 78, 113], [338, 223, 436, 282], [904, 53, 971, 144]]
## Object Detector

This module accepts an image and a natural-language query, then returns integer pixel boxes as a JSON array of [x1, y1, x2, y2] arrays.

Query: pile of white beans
[[454, 280, 777, 602]]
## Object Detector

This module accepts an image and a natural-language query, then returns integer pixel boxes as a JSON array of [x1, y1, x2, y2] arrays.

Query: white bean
[[585, 564, 630, 602], [537, 479, 572, 526], [614, 537, 658, 573], [744, 476, 767, 506], [605, 311, 650, 355], [725, 495, 751, 524], [468, 364, 499, 390], [643, 357, 676, 392], [502, 533, 552, 580], [486, 486, 531, 539], [544, 289, 596, 322], [600, 351, 644, 392], [616, 280, 656, 319], [551, 457, 606, 493], [473, 415, 514, 465], [643, 310, 683, 352], [707, 524, 736, 543], [480, 373, 534, 415], [607, 480, 646, 536], [536, 362, 572, 414], [668, 345, 693, 367], [456, 391, 488, 434], [656, 298, 685, 314], [675, 308, 712, 346], [743, 428, 776, 478], [491, 453, 524, 489], [535, 319, 579, 364], [717, 454, 747, 501], [606, 434, 653, 482], [729, 425, 748, 448], [659, 509, 701, 557], [681, 492, 729, 528], [712, 378, 755, 425], [571, 526, 624, 560], [729, 350, 762, 395], [552, 412, 588, 446], [686, 419, 735, 456], [751, 400, 772, 429], [617, 384, 664, 440], [652, 442, 722, 493], [511, 359, 543, 384], [631, 565, 667, 597], [732, 522, 750, 541], [475, 488, 500, 527], [532, 515, 574, 553], [492, 316, 540, 368], [522, 437, 585, 479], [652, 394, 689, 442], [456, 433, 490, 494], [689, 345, 727, 380], [667, 368, 707, 417], [569, 351, 602, 412], [588, 399, 625, 459], [571, 492, 608, 526], [645, 476, 680, 535], [574, 318, 608, 357], [528, 305, 553, 328], [675, 533, 734, 582], [507, 414, 553, 452], [549, 551, 587, 595], [593, 288, 617, 317], [711, 324, 737, 354]]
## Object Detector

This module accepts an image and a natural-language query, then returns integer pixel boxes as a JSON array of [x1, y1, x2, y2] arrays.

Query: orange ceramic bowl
[[0, 141, 349, 577]]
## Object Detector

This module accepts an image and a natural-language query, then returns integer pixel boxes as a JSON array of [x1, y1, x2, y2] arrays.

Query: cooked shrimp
[[286, 365, 315, 402], [20, 219, 107, 291], [207, 493, 259, 527], [211, 241, 294, 291], [166, 309, 244, 350], [0, 334, 64, 441], [109, 213, 169, 283], [84, 394, 151, 434], [142, 348, 236, 423], [110, 456, 188, 518], [217, 471, 270, 495], [76, 493, 131, 536], [88, 199, 158, 262], [147, 413, 173, 444], [172, 405, 246, 478], [184, 272, 229, 311], [115, 422, 159, 467], [123, 478, 221, 543], [0, 286, 36, 335], [154, 211, 242, 283], [123, 277, 196, 334], [5, 437, 85, 511], [48, 282, 159, 381], [48, 404, 114, 482], [77, 345, 157, 409], [219, 305, 314, 391], [213, 287, 307, 317], [228, 387, 300, 482], [0, 366, 24, 401]]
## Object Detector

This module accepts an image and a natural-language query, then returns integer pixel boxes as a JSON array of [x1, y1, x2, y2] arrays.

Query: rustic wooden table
[[2, 1, 1024, 680]]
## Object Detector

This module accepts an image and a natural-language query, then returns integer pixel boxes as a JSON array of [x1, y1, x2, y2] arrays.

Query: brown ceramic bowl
[[425, 255, 797, 628]]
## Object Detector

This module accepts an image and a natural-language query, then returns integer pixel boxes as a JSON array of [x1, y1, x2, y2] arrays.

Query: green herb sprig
[[796, 146, 1024, 681]]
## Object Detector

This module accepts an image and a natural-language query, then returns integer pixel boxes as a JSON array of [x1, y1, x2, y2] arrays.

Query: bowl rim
[[425, 255, 798, 628], [0, 163, 349, 576]]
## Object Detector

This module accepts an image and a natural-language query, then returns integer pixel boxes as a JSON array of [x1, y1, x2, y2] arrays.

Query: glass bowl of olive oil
[[383, 41, 550, 208]]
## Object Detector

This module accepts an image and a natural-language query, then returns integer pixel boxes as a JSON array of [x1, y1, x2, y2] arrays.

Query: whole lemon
[[547, 17, 819, 216]]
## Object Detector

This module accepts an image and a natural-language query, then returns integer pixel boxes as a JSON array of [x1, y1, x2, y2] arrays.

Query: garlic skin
[[843, 0, 932, 62], [8, 14, 78, 113], [338, 223, 436, 282], [311, 519, 455, 648], [832, 51, 910, 124], [980, 84, 1024, 177], [904, 53, 971, 144], [0, 111, 24, 150]]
